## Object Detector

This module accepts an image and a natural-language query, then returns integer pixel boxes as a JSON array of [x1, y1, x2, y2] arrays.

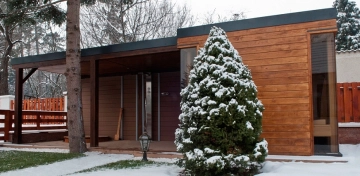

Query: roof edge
[[11, 37, 177, 66], [177, 8, 337, 38]]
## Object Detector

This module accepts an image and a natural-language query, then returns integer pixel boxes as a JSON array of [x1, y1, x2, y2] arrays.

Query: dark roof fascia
[[11, 37, 177, 66], [177, 8, 337, 38]]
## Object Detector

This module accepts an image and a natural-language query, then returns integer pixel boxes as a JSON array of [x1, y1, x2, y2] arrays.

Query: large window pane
[[180, 48, 196, 88], [311, 33, 339, 155]]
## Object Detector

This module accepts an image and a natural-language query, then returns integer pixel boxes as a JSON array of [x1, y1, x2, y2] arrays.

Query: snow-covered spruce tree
[[175, 26, 268, 176], [333, 0, 360, 51]]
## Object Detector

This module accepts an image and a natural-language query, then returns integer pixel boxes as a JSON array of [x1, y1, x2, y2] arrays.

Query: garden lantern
[[139, 132, 151, 161]]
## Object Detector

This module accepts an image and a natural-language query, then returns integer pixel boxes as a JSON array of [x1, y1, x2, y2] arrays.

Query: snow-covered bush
[[175, 26, 267, 176], [333, 0, 360, 51]]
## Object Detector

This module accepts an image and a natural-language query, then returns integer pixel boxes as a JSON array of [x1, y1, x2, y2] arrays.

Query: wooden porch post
[[13, 68, 23, 144], [90, 59, 99, 147]]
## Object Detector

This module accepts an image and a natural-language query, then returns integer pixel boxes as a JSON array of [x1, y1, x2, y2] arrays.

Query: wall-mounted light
[[161, 92, 169, 96]]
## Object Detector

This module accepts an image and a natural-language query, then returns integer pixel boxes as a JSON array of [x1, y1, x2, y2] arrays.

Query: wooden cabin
[[11, 8, 339, 156]]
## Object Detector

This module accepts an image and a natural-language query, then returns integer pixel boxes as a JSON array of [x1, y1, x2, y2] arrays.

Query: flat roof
[[11, 8, 337, 66], [11, 37, 177, 65], [177, 8, 337, 38]]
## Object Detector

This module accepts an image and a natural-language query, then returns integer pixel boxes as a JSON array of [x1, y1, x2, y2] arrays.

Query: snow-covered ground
[[259, 144, 360, 176], [0, 144, 359, 176]]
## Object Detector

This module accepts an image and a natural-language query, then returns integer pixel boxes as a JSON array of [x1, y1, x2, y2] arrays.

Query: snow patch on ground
[[338, 122, 360, 127], [258, 144, 360, 176], [73, 165, 182, 176]]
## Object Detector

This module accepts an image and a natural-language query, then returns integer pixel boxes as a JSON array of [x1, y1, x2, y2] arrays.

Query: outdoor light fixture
[[139, 132, 151, 161]]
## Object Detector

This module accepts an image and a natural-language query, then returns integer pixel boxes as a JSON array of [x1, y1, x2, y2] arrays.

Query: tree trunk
[[0, 56, 9, 95], [0, 37, 13, 96], [65, 0, 87, 153]]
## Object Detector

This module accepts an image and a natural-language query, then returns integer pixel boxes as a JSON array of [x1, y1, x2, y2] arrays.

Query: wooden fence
[[337, 82, 360, 122], [10, 97, 65, 124], [10, 97, 64, 111], [0, 110, 67, 142]]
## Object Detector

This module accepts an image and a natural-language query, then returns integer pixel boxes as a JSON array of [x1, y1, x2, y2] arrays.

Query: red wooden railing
[[337, 82, 360, 122], [0, 110, 67, 142]]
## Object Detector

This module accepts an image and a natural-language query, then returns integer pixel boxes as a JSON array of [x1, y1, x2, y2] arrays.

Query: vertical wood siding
[[337, 82, 360, 122], [177, 19, 337, 155], [152, 74, 159, 141], [123, 75, 137, 140], [82, 77, 121, 138]]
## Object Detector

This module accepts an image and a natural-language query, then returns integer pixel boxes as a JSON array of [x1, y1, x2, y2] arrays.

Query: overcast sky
[[176, 0, 360, 20]]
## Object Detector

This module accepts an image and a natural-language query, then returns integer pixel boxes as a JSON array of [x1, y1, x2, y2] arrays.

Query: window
[[311, 33, 339, 155], [180, 48, 196, 88]]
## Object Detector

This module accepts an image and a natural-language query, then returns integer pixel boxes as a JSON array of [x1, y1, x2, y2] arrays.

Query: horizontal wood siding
[[178, 19, 337, 155], [160, 72, 181, 141], [82, 76, 121, 138]]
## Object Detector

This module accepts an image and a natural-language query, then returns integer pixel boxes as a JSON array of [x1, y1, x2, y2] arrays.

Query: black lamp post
[[139, 132, 151, 161]]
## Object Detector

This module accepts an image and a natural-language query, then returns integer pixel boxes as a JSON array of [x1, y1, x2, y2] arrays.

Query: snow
[[246, 121, 254, 130], [73, 165, 182, 176], [205, 156, 224, 168], [338, 122, 360, 127], [204, 147, 218, 154], [0, 144, 359, 175], [258, 144, 360, 176]]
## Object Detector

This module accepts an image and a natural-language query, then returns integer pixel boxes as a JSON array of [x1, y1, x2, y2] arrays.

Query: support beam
[[90, 59, 99, 147], [22, 68, 38, 83], [13, 68, 23, 144]]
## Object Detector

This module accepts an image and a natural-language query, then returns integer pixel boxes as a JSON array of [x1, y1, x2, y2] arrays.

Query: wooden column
[[13, 68, 23, 144], [90, 59, 99, 147]]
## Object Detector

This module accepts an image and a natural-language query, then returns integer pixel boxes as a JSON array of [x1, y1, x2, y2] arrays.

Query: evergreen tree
[[175, 26, 268, 176], [333, 0, 360, 51]]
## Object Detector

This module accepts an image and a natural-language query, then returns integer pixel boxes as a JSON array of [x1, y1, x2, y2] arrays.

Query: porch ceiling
[[81, 50, 180, 77]]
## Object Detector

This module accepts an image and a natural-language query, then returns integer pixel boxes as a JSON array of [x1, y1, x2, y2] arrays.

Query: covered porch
[[10, 37, 182, 149]]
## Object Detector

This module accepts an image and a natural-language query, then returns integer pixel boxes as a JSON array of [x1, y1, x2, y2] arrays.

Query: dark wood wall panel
[[137, 75, 143, 139], [177, 19, 337, 155], [82, 77, 121, 138], [152, 73, 159, 141], [98, 76, 121, 138], [160, 71, 181, 141], [123, 75, 137, 140], [82, 79, 90, 136]]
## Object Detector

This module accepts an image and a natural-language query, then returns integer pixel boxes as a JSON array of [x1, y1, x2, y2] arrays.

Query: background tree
[[201, 9, 246, 25], [175, 26, 267, 175], [333, 0, 360, 51], [0, 0, 66, 95], [80, 0, 194, 47]]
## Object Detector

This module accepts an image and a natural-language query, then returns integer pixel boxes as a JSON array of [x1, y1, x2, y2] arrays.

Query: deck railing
[[0, 110, 67, 142]]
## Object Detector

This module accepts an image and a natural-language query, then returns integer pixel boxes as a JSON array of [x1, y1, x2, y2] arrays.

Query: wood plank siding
[[123, 75, 137, 140], [177, 19, 337, 155], [82, 77, 122, 138]]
